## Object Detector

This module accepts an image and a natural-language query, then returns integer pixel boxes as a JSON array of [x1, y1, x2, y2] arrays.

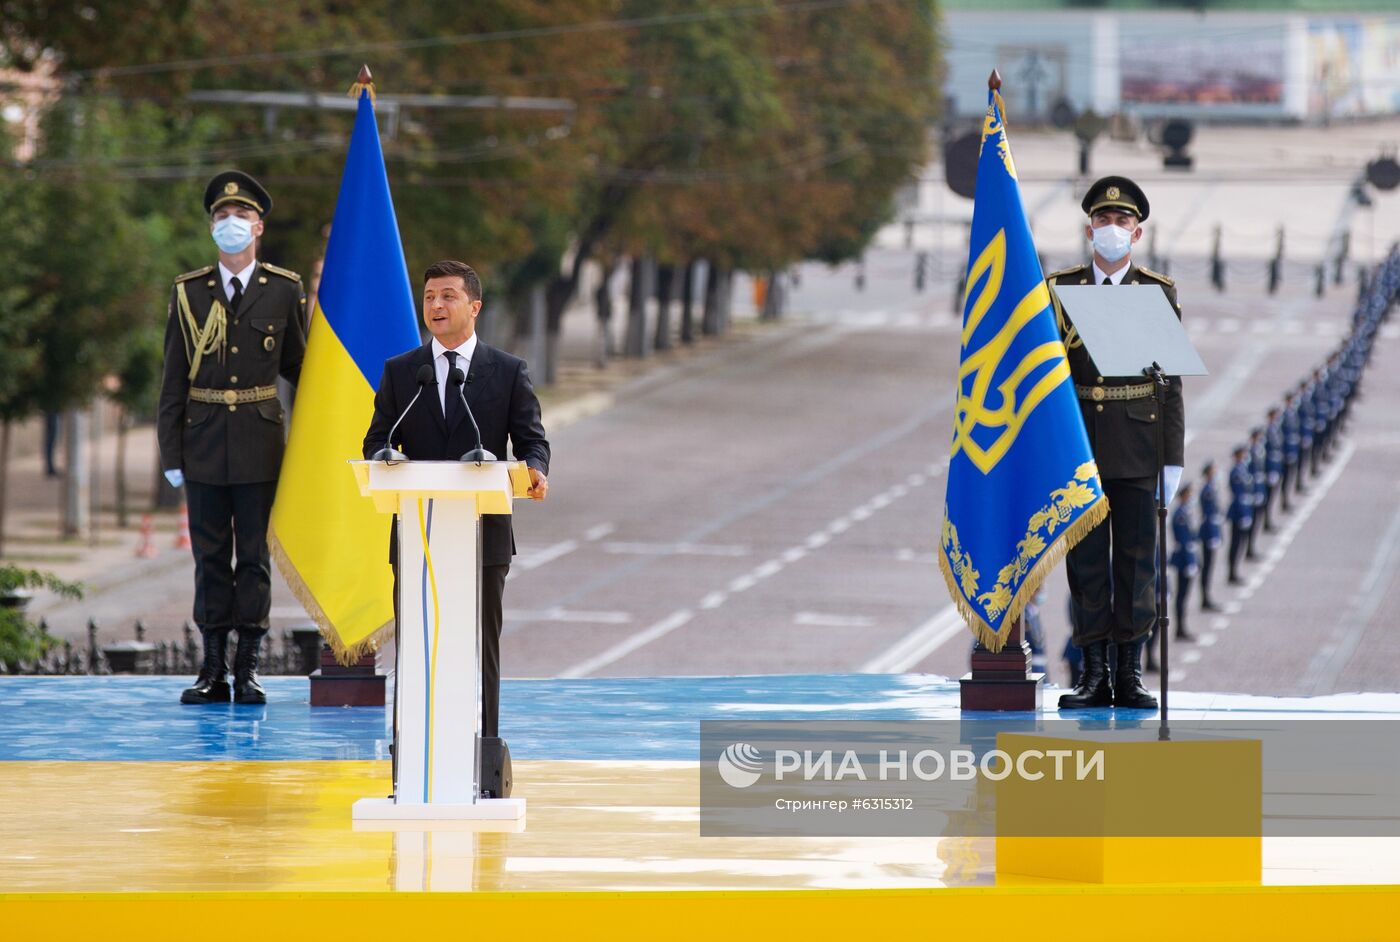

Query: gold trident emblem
[[951, 229, 1072, 475]]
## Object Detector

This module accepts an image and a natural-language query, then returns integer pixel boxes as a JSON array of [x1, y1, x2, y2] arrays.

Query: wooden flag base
[[959, 618, 1044, 711], [309, 645, 386, 706]]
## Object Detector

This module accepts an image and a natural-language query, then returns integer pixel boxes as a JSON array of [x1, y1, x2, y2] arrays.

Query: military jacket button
[[1095, 404, 1104, 413]]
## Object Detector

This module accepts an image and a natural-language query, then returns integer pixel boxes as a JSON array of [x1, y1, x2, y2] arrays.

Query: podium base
[[352, 797, 526, 827]]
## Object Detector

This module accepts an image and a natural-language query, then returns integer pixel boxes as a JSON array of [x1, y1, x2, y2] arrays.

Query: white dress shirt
[[218, 259, 257, 304], [1092, 259, 1130, 286], [431, 333, 478, 415]]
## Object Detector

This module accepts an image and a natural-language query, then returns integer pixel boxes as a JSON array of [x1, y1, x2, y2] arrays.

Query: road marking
[[507, 608, 632, 624], [699, 591, 726, 610], [559, 609, 695, 678], [859, 605, 964, 674], [510, 539, 578, 576], [1217, 318, 1240, 333], [1211, 616, 1231, 630], [510, 523, 616, 579], [794, 612, 876, 628], [1197, 633, 1218, 647], [1181, 649, 1203, 664], [895, 548, 938, 564], [1304, 451, 1400, 693], [601, 541, 750, 557]]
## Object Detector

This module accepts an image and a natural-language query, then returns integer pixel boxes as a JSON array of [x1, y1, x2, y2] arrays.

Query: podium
[[348, 459, 532, 823]]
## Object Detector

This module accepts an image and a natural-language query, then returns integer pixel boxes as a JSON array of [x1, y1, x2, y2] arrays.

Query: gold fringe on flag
[[270, 528, 394, 665], [938, 492, 1108, 652]]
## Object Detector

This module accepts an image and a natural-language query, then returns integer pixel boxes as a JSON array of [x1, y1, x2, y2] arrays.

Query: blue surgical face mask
[[1091, 223, 1134, 263], [212, 214, 255, 253]]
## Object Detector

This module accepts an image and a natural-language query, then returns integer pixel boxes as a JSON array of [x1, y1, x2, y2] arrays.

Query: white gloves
[[1159, 465, 1183, 504], [164, 469, 185, 488]]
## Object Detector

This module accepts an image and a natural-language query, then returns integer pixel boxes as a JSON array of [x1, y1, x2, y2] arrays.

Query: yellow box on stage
[[994, 733, 1262, 885]]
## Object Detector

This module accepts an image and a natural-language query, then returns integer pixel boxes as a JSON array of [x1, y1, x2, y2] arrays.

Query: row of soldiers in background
[[1163, 246, 1400, 664]]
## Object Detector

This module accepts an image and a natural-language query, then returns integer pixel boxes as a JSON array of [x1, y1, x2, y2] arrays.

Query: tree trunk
[[760, 269, 782, 321], [702, 260, 722, 336], [680, 259, 697, 345], [0, 419, 11, 557], [717, 266, 734, 334], [115, 411, 130, 529], [594, 261, 615, 369], [653, 264, 676, 352], [624, 255, 651, 358], [62, 409, 89, 539]]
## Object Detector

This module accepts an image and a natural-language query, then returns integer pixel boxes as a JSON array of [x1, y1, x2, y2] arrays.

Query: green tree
[[0, 565, 81, 671]]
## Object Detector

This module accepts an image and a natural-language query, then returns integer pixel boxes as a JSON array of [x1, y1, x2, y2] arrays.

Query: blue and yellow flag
[[938, 88, 1107, 651], [270, 83, 421, 661]]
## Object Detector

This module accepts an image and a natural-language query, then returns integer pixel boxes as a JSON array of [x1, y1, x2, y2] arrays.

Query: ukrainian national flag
[[270, 82, 421, 661], [938, 86, 1107, 651]]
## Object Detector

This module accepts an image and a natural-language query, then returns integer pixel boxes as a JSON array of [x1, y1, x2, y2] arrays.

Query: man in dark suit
[[362, 259, 550, 741], [158, 170, 307, 706], [1047, 176, 1185, 712]]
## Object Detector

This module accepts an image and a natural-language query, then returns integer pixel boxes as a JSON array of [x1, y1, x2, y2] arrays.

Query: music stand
[[1053, 284, 1208, 737]]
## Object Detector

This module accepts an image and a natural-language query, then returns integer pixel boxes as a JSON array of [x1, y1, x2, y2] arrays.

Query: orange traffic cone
[[175, 503, 192, 551], [135, 514, 157, 558]]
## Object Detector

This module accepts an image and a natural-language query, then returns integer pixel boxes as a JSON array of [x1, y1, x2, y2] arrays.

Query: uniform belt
[[189, 385, 278, 405], [1075, 382, 1154, 402]]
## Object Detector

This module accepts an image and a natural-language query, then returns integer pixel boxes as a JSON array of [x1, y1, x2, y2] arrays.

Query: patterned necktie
[[444, 350, 464, 428], [229, 275, 243, 313]]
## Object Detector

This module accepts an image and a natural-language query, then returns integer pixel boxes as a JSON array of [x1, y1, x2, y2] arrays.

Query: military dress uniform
[[1197, 466, 1223, 610], [1168, 495, 1198, 643], [1227, 451, 1254, 584], [156, 171, 308, 705], [1047, 176, 1185, 711]]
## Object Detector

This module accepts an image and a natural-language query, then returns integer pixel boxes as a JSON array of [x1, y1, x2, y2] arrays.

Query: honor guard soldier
[[157, 171, 307, 705], [1227, 445, 1254, 585], [1047, 176, 1185, 711], [1197, 460, 1223, 612], [1280, 391, 1301, 512], [1168, 481, 1198, 646], [1263, 406, 1284, 531], [1245, 426, 1266, 559], [1296, 379, 1315, 494]]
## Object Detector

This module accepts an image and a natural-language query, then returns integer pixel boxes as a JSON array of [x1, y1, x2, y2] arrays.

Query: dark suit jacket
[[362, 340, 551, 567], [1047, 262, 1186, 480], [157, 261, 307, 485]]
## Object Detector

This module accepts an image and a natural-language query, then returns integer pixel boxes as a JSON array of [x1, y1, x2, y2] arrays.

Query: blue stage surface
[[4, 673, 1400, 762]]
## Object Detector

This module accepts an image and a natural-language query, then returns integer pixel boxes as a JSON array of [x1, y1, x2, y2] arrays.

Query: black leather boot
[[180, 628, 232, 704], [233, 628, 267, 705], [1058, 640, 1113, 709], [1113, 640, 1159, 710]]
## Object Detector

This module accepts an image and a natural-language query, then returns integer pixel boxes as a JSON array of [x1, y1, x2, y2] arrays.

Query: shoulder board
[[261, 262, 302, 282], [1045, 263, 1087, 280], [174, 264, 215, 283], [1136, 266, 1174, 287]]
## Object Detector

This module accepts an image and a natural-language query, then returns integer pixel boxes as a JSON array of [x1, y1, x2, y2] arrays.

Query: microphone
[[372, 364, 435, 462], [448, 366, 495, 463]]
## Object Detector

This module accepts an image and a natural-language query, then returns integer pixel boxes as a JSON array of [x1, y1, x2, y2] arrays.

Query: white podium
[[348, 459, 532, 824]]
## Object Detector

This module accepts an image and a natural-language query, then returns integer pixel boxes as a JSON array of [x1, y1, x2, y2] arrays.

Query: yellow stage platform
[[4, 759, 1399, 940]]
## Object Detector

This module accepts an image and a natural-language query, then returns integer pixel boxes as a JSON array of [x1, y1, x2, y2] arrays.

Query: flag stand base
[[959, 618, 1044, 711], [310, 646, 385, 707]]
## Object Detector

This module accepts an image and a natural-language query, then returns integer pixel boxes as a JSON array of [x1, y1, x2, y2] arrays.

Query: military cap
[[1082, 175, 1148, 222], [204, 170, 272, 216]]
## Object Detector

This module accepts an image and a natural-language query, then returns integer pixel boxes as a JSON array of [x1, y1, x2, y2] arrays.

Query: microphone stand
[[450, 369, 496, 464], [1144, 361, 1171, 741]]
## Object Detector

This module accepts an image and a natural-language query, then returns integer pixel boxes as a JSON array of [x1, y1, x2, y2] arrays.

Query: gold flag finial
[[348, 64, 376, 102]]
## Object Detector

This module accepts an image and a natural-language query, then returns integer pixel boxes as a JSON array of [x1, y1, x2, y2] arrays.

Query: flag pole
[[957, 68, 1046, 712]]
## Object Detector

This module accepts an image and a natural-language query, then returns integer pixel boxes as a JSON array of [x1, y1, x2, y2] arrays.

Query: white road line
[[507, 608, 633, 625], [1181, 649, 1203, 664], [509, 539, 578, 575], [601, 541, 750, 557], [584, 523, 617, 541], [1304, 455, 1400, 693], [794, 612, 876, 628], [559, 609, 695, 678], [1197, 633, 1218, 647], [859, 605, 965, 674]]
